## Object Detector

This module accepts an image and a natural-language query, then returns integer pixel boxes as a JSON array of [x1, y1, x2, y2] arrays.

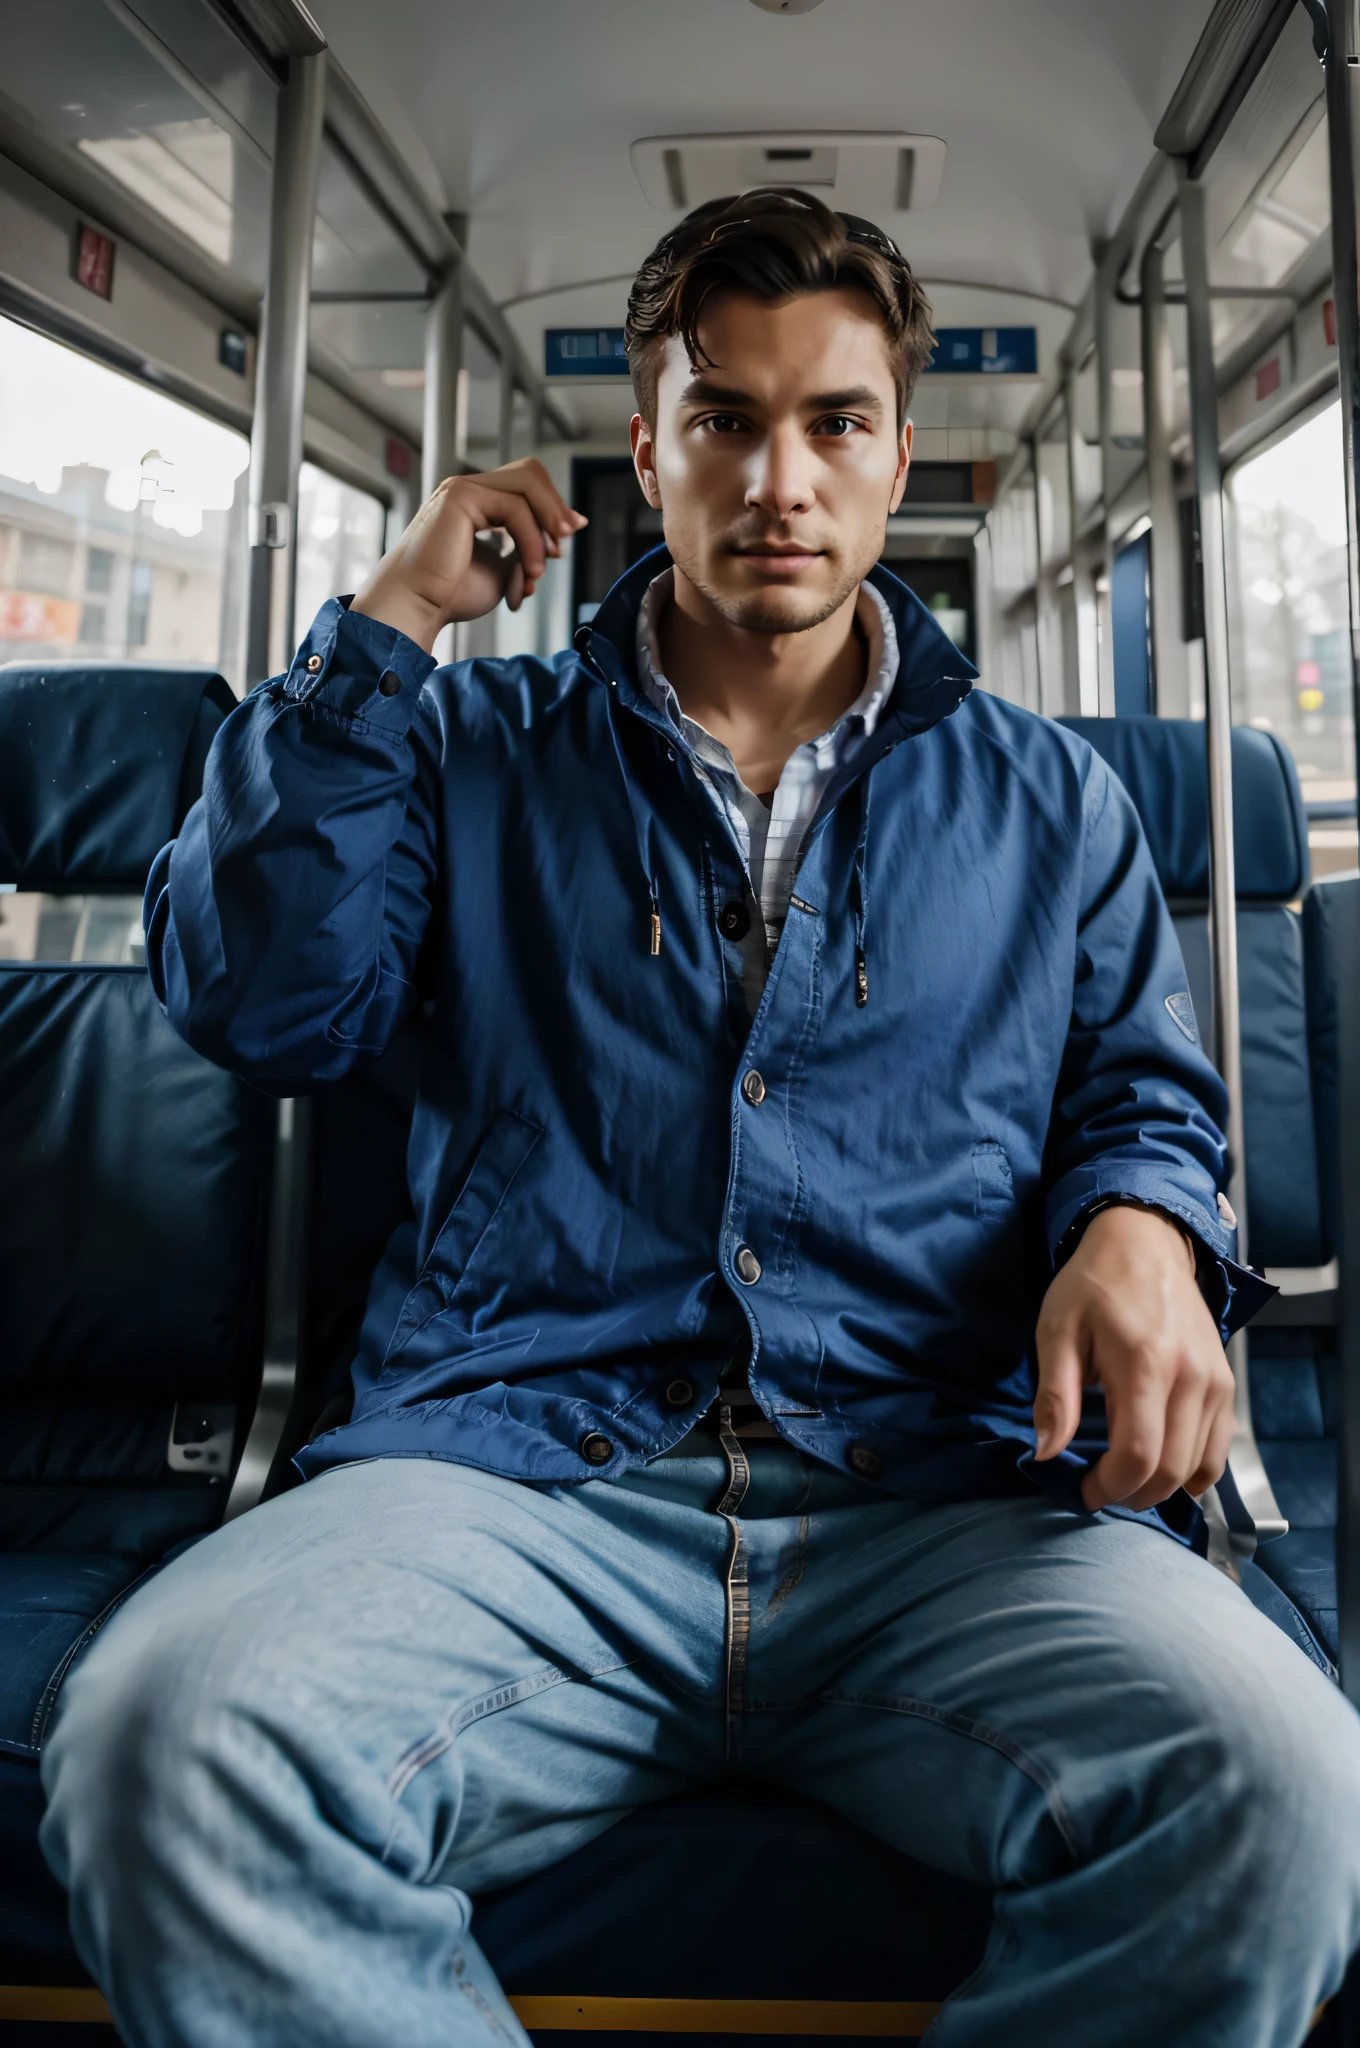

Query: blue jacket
[[145, 551, 1265, 1509]]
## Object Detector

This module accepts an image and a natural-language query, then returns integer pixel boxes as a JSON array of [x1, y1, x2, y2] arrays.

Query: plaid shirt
[[636, 568, 900, 1011]]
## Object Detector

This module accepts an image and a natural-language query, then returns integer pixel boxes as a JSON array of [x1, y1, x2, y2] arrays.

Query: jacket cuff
[[1047, 1176, 1277, 1343], [274, 597, 437, 725]]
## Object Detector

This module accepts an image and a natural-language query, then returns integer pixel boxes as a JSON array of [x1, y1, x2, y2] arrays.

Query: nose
[[744, 420, 815, 521]]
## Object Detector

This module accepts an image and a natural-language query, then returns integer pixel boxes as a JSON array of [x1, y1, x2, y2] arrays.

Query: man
[[40, 190, 1360, 2047]]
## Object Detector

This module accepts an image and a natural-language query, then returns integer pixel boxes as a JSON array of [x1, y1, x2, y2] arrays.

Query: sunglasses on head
[[701, 200, 908, 271], [836, 213, 907, 265]]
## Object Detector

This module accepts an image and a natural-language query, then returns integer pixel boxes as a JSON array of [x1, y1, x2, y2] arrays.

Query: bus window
[[0, 315, 249, 686], [294, 465, 388, 637], [1226, 399, 1359, 878]]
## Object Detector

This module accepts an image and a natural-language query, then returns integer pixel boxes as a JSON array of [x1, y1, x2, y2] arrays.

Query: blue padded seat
[[1063, 717, 1341, 1658], [0, 662, 276, 1986], [477, 1782, 992, 2019]]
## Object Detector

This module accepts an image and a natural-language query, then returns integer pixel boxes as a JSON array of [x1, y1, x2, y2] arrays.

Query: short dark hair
[[625, 188, 934, 429]]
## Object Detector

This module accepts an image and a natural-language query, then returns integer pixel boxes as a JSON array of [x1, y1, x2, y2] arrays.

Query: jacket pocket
[[971, 1140, 1015, 1218], [384, 1110, 544, 1362], [970, 1140, 1026, 1315]]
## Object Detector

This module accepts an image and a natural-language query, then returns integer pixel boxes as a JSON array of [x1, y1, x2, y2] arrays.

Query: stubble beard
[[685, 532, 883, 637]]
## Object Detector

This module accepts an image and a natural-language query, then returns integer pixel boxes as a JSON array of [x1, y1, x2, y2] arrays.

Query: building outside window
[[1226, 399, 1359, 879], [127, 560, 152, 648], [294, 461, 387, 633], [0, 313, 249, 686]]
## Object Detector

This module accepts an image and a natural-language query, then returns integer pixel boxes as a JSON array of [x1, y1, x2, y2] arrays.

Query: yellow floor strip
[[0, 1987, 940, 2033], [510, 1999, 941, 2034], [0, 1986, 1335, 2034], [0, 1986, 114, 2021]]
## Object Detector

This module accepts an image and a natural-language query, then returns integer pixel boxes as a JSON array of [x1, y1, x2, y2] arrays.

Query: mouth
[[730, 544, 825, 575]]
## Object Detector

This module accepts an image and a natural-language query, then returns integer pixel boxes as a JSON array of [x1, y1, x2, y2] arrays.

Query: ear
[[888, 419, 913, 515], [631, 413, 662, 510]]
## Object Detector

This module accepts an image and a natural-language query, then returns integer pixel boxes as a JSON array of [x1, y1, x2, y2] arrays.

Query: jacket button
[[305, 653, 323, 672], [741, 1070, 766, 1106], [734, 1244, 762, 1285], [665, 1378, 695, 1408], [849, 1443, 883, 1480], [718, 901, 751, 942], [580, 1433, 614, 1465], [378, 670, 401, 697]]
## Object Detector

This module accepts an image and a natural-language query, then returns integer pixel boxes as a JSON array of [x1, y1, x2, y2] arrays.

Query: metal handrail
[[1180, 163, 1288, 1558], [1314, 0, 1360, 1720]]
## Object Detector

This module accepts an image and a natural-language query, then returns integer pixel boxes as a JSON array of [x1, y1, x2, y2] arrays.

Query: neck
[[655, 567, 867, 793]]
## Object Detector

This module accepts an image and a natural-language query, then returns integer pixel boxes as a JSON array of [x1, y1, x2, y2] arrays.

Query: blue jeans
[[39, 1437, 1360, 2048]]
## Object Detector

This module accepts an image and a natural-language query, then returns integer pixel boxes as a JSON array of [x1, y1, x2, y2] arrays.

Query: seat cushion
[[0, 663, 235, 892], [0, 1754, 85, 1986], [1060, 717, 1308, 902], [1174, 907, 1327, 1268], [0, 967, 274, 1401], [1255, 1530, 1338, 1663], [0, 1553, 153, 1758], [475, 1783, 994, 2007]]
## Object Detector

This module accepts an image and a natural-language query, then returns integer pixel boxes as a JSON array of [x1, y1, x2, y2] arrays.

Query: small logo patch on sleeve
[[1165, 991, 1198, 1043]]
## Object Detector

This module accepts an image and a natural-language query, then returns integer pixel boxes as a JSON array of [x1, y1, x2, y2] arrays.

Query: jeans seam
[[385, 1654, 635, 1808], [818, 1687, 1083, 1863]]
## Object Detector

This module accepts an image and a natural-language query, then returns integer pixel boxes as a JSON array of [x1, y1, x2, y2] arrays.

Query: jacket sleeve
[[1042, 747, 1274, 1339], [144, 597, 440, 1091]]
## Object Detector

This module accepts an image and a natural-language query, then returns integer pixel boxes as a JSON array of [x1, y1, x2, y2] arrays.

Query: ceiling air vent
[[631, 133, 946, 214]]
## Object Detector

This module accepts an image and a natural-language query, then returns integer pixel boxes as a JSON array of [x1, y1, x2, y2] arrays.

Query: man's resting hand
[[352, 460, 588, 654], [1033, 1203, 1236, 1512]]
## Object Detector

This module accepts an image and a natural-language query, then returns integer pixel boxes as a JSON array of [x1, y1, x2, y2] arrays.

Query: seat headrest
[[0, 662, 236, 889], [1060, 716, 1309, 902]]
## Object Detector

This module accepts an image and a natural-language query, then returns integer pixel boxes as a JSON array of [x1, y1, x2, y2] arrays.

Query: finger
[[481, 458, 585, 539], [1187, 1375, 1237, 1498], [462, 491, 551, 583], [503, 552, 526, 612], [1081, 1350, 1166, 1510], [1120, 1363, 1210, 1511], [1032, 1313, 1085, 1463]]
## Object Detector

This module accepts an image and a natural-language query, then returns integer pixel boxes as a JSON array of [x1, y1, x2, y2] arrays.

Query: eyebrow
[[804, 386, 884, 415], [677, 377, 759, 409], [678, 377, 886, 417]]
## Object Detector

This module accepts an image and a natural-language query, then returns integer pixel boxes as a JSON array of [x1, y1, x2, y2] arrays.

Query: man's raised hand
[[1032, 1202, 1236, 1513], [351, 459, 588, 654]]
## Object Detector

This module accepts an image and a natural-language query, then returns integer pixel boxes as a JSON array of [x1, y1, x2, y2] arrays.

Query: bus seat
[[474, 1779, 993, 2034], [0, 662, 276, 1988], [1063, 717, 1342, 1661]]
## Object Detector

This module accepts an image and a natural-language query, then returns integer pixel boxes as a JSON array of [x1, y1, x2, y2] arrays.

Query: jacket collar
[[577, 544, 978, 749]]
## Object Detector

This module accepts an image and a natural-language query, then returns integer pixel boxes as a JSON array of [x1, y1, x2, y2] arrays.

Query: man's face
[[630, 286, 912, 634]]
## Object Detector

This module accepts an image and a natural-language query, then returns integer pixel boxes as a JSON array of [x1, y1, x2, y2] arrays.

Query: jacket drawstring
[[852, 777, 871, 1008], [604, 682, 663, 961]]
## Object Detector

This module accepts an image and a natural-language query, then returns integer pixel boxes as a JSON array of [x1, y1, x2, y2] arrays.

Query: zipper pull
[[650, 890, 662, 958]]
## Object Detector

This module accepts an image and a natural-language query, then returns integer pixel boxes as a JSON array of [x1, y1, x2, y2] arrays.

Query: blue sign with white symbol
[[545, 328, 630, 377], [925, 327, 1037, 375]]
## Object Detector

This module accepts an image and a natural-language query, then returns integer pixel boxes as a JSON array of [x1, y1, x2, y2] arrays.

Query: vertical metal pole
[[1140, 238, 1189, 716], [245, 51, 326, 686], [1321, 1, 1360, 793], [1179, 169, 1245, 1234], [1094, 267, 1118, 715], [497, 352, 516, 466], [1179, 165, 1286, 1550], [1065, 366, 1099, 714], [1319, 0, 1360, 1711], [1030, 435, 1048, 712], [422, 261, 465, 500]]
